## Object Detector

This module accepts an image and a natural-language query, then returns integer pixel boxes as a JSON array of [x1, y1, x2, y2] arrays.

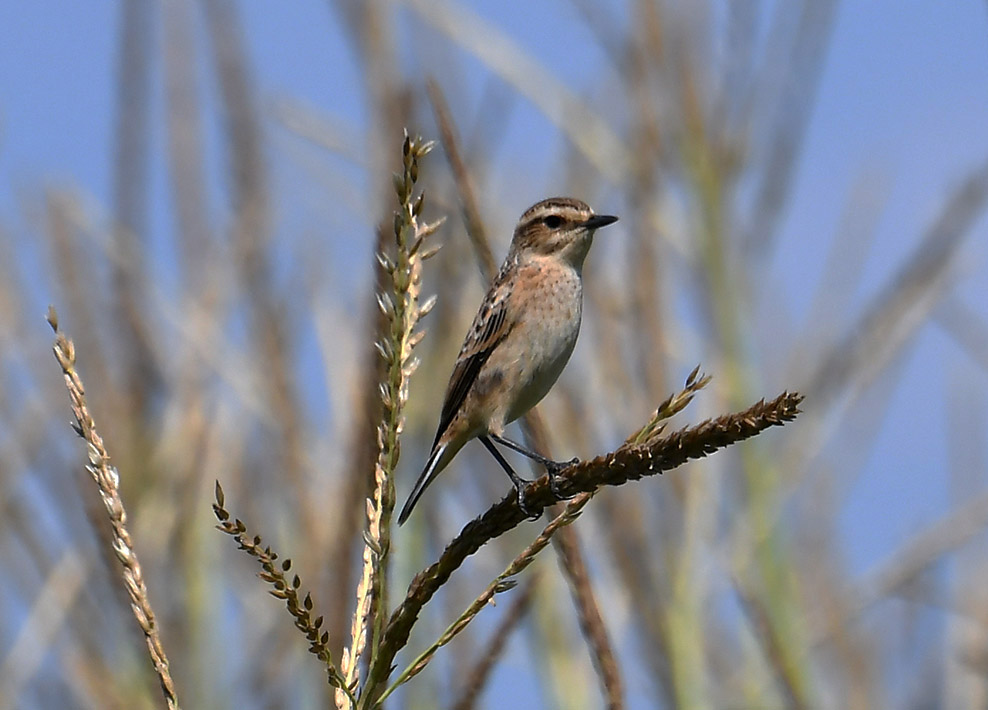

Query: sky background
[[2, 1, 988, 707], [3, 0, 985, 568]]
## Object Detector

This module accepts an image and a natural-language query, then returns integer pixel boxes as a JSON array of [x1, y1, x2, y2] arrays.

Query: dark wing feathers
[[431, 274, 514, 448]]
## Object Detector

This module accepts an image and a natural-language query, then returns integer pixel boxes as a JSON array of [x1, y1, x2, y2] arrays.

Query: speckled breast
[[504, 261, 583, 423]]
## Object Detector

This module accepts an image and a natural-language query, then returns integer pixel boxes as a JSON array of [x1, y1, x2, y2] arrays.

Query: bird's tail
[[398, 443, 448, 526]]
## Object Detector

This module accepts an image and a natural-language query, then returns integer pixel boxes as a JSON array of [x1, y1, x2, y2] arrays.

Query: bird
[[397, 197, 618, 525]]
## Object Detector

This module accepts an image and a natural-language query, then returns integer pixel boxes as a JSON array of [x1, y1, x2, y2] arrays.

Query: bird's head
[[511, 197, 618, 268]]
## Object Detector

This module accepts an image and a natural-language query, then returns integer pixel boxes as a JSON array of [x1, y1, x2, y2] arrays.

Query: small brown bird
[[398, 197, 618, 524]]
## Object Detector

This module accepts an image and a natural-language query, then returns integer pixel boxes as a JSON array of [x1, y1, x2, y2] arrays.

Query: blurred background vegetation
[[1, 1, 987, 708]]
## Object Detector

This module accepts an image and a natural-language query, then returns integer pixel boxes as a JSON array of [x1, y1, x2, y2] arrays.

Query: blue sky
[[2, 1, 988, 705]]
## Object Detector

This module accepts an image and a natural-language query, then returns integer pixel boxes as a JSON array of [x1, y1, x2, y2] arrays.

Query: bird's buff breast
[[482, 261, 582, 427]]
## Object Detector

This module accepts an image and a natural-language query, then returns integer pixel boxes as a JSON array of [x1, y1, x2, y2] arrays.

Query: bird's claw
[[546, 457, 579, 500], [516, 487, 542, 520]]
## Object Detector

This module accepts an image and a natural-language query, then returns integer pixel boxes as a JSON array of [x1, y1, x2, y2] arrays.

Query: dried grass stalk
[[377, 495, 591, 704], [368, 388, 804, 693], [47, 307, 180, 710], [212, 483, 352, 700], [342, 132, 441, 709]]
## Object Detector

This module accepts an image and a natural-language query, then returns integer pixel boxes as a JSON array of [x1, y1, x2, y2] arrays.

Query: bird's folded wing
[[432, 285, 514, 448]]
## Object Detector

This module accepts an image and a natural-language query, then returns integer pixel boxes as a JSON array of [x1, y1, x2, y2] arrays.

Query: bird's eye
[[543, 215, 563, 229]]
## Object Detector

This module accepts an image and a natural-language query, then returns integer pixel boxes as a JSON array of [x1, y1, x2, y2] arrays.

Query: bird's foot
[[508, 479, 540, 520], [545, 457, 579, 499]]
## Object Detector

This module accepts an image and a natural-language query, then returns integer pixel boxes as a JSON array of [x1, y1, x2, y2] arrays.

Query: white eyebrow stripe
[[519, 202, 592, 225]]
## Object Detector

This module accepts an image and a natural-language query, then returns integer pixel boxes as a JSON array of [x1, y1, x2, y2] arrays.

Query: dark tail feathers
[[397, 443, 447, 525]]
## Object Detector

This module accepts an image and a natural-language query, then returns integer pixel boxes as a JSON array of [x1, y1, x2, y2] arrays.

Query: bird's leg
[[479, 436, 540, 519], [489, 434, 579, 500], [489, 433, 577, 468]]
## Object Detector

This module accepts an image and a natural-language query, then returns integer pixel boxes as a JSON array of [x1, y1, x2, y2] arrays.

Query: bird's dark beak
[[584, 214, 618, 230]]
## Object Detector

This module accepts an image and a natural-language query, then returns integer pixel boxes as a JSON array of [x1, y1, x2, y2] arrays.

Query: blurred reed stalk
[[7, 1, 987, 708]]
